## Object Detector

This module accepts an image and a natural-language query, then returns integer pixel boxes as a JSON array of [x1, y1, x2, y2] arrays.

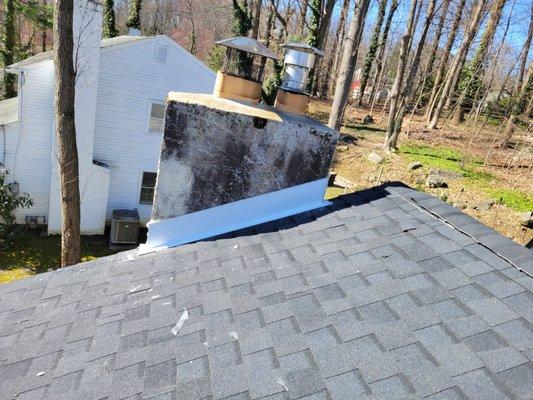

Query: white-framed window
[[156, 46, 168, 63], [148, 101, 166, 135], [139, 172, 157, 204]]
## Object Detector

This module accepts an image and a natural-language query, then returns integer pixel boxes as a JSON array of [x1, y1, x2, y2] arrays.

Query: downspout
[[1, 124, 5, 165]]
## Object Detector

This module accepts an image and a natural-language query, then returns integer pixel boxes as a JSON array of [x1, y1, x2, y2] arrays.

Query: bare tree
[[251, 0, 262, 38], [455, 0, 508, 123], [516, 1, 533, 90], [425, 0, 466, 123], [328, 0, 350, 97], [383, 0, 420, 150], [297, 0, 308, 36], [368, 0, 398, 107], [424, 0, 451, 79], [501, 63, 532, 144], [328, 0, 371, 130], [54, 0, 81, 266], [356, 0, 388, 106], [427, 0, 487, 129], [312, 0, 337, 95]]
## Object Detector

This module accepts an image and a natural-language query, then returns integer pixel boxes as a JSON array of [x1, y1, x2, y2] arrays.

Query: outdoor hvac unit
[[110, 209, 140, 244]]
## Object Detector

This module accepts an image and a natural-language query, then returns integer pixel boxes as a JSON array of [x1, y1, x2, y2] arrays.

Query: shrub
[[0, 164, 33, 250]]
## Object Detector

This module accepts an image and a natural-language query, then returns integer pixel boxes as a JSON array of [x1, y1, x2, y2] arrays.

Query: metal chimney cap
[[281, 43, 324, 56], [215, 36, 280, 60]]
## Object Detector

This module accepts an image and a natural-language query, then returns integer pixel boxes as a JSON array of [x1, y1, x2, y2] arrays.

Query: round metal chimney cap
[[215, 36, 280, 60], [281, 43, 324, 56]]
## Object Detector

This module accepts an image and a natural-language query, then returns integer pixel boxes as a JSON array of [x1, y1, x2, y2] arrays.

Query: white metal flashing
[[138, 177, 330, 254]]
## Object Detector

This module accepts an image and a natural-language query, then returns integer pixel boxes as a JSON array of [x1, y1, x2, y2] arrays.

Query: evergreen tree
[[126, 0, 142, 31], [1, 0, 52, 99], [262, 61, 283, 105], [356, 0, 387, 106], [206, 45, 225, 72], [232, 0, 252, 36], [231, 0, 253, 78], [306, 0, 322, 48], [103, 0, 118, 38], [1, 0, 16, 98]]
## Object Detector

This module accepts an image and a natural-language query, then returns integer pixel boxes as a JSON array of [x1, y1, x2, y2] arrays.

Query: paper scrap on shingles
[[171, 308, 189, 336]]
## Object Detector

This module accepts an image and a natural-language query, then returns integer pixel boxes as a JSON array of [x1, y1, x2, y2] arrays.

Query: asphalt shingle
[[0, 183, 531, 400]]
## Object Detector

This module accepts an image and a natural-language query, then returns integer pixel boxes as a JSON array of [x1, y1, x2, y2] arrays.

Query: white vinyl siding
[[8, 63, 54, 223], [93, 36, 215, 222]]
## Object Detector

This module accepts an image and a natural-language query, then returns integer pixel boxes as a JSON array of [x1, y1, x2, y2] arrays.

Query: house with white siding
[[0, 0, 215, 235]]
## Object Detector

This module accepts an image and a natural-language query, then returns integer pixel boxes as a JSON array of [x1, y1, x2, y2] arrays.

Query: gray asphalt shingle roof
[[0, 183, 532, 400]]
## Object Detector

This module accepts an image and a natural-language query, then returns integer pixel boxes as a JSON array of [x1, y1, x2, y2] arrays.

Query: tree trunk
[[307, 0, 322, 47], [356, 0, 387, 106], [368, 0, 398, 107], [384, 0, 436, 150], [126, 0, 142, 30], [2, 0, 17, 99], [311, 0, 336, 96], [54, 0, 81, 266], [103, 0, 118, 38], [501, 63, 533, 144], [383, 0, 418, 150], [428, 0, 487, 129], [327, 0, 371, 131], [298, 0, 309, 37], [424, 0, 451, 78], [328, 0, 350, 97], [425, 0, 466, 122], [259, 0, 276, 76], [455, 0, 507, 123], [516, 1, 533, 90], [41, 0, 48, 52], [251, 0, 262, 39]]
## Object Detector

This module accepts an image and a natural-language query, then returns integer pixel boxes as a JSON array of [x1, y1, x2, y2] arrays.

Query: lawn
[[0, 230, 120, 284], [399, 143, 533, 212]]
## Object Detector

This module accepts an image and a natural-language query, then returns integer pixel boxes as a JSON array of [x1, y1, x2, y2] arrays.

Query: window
[[156, 46, 168, 63], [149, 102, 166, 134], [139, 172, 157, 204]]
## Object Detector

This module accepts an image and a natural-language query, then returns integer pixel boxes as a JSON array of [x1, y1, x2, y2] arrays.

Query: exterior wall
[[92, 36, 215, 223], [1, 121, 19, 169], [152, 96, 339, 221], [48, 0, 104, 234], [9, 64, 55, 224], [80, 163, 110, 233]]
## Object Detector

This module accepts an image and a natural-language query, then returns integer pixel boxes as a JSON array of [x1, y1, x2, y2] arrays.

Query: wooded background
[[1, 0, 532, 148]]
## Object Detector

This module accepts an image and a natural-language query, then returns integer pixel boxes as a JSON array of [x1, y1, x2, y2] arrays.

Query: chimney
[[139, 42, 338, 253], [212, 36, 279, 103], [274, 43, 324, 115], [48, 0, 105, 234]]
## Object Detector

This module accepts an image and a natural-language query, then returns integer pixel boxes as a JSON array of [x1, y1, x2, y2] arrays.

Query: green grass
[[0, 230, 120, 283], [399, 142, 532, 212], [485, 188, 533, 212]]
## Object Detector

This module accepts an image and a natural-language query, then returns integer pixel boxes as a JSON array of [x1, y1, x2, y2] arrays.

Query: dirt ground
[[309, 100, 533, 246]]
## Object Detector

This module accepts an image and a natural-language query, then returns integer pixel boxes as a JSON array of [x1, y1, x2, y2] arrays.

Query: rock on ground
[[474, 201, 494, 211], [426, 175, 447, 188], [520, 211, 532, 228], [428, 168, 462, 179], [408, 161, 423, 170], [368, 152, 384, 164]]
